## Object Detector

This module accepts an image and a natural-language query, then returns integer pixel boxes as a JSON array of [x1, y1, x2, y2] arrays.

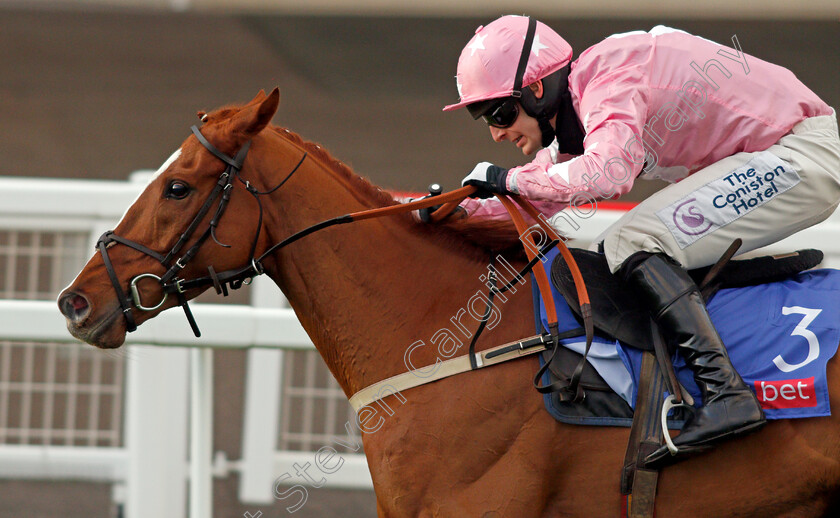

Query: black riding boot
[[621, 253, 766, 467]]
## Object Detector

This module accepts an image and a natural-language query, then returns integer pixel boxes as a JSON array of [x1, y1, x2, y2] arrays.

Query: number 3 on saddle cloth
[[532, 246, 840, 427]]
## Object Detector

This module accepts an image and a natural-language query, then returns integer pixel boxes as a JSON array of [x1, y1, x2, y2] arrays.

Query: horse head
[[58, 89, 282, 348]]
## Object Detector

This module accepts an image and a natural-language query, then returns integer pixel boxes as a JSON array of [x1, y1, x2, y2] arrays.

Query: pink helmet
[[443, 15, 574, 112]]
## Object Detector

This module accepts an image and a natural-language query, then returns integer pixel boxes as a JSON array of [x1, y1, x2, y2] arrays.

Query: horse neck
[[253, 134, 496, 396]]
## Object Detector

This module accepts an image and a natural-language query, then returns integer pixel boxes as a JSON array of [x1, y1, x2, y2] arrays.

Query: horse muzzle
[[58, 291, 91, 324], [58, 289, 129, 349]]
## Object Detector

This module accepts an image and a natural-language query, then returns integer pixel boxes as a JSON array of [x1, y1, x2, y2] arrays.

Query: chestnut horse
[[58, 89, 840, 517]]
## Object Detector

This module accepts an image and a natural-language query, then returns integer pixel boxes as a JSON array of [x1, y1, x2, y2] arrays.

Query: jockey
[[443, 15, 840, 466]]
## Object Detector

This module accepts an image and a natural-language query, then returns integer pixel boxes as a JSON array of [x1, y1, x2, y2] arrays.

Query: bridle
[[97, 124, 306, 336], [96, 122, 594, 400]]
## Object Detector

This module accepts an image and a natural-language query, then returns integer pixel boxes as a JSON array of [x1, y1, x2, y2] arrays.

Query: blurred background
[[0, 1, 837, 517]]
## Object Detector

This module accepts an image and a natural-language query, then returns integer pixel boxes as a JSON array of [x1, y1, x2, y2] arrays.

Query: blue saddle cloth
[[536, 248, 840, 420]]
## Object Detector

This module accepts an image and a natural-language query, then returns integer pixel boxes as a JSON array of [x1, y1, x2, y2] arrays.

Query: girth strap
[[348, 329, 585, 411]]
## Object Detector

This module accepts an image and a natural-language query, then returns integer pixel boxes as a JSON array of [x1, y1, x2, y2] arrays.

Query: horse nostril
[[59, 292, 91, 323]]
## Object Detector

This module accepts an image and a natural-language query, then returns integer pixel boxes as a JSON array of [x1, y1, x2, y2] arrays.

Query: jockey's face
[[488, 104, 543, 155], [486, 80, 547, 156]]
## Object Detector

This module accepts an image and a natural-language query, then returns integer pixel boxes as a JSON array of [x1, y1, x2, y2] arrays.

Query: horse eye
[[165, 181, 191, 200]]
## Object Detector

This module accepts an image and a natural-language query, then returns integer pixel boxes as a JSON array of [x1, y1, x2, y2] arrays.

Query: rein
[[96, 127, 593, 382]]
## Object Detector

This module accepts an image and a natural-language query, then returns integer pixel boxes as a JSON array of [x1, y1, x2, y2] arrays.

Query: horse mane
[[267, 125, 527, 258]]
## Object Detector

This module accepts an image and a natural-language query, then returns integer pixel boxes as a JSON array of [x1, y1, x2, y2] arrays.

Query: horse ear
[[230, 88, 280, 138]]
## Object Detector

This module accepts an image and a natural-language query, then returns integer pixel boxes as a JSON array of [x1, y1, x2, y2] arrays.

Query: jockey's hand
[[406, 196, 465, 223], [461, 162, 510, 199], [405, 183, 465, 223], [417, 204, 465, 223]]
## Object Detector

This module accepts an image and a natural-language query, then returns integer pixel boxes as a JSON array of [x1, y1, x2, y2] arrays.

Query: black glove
[[409, 183, 464, 223], [461, 162, 510, 199], [418, 204, 465, 223]]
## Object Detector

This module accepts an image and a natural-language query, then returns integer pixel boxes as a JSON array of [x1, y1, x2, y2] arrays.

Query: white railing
[[0, 174, 370, 518], [1, 174, 840, 517], [0, 295, 366, 517]]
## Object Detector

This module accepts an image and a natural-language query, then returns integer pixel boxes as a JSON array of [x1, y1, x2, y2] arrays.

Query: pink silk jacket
[[461, 26, 832, 219]]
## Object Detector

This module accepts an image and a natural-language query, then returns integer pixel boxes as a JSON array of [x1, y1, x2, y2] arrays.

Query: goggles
[[482, 98, 520, 128]]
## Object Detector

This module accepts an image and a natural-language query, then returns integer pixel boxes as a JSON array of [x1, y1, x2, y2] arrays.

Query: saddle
[[536, 247, 825, 424], [549, 248, 824, 352]]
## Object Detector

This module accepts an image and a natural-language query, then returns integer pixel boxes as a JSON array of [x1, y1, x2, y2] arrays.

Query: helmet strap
[[511, 17, 538, 94], [513, 16, 585, 153]]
